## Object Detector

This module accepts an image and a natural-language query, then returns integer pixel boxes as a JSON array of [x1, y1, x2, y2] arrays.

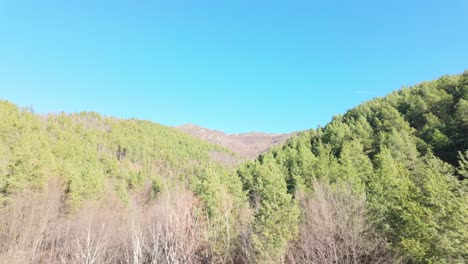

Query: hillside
[[0, 102, 241, 207], [0, 71, 467, 264], [176, 124, 293, 160], [0, 101, 249, 263], [237, 71, 468, 263]]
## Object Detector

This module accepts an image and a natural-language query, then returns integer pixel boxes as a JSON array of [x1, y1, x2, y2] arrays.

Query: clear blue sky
[[1, 1, 467, 133]]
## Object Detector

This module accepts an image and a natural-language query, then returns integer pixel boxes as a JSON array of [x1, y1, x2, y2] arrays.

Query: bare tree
[[50, 194, 127, 264], [0, 181, 236, 264], [123, 187, 206, 264], [287, 181, 399, 264], [0, 179, 63, 263], [232, 224, 255, 264]]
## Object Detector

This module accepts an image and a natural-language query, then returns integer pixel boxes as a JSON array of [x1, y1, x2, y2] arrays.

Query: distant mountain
[[175, 124, 293, 160]]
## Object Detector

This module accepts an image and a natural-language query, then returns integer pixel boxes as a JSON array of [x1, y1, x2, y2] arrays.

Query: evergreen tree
[[239, 157, 300, 262]]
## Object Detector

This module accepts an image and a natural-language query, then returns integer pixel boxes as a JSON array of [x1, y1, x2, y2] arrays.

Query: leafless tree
[[287, 181, 400, 264], [232, 224, 255, 264], [54, 198, 125, 264], [123, 187, 206, 264], [0, 180, 252, 264], [0, 178, 64, 264]]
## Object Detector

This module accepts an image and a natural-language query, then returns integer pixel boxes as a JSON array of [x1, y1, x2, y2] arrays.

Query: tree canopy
[[1, 71, 467, 263], [237, 71, 468, 263]]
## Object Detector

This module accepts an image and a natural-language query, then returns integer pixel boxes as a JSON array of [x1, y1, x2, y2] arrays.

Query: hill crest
[[176, 124, 293, 160]]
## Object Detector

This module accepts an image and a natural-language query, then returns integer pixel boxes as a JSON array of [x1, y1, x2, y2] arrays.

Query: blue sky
[[1, 1, 467, 133]]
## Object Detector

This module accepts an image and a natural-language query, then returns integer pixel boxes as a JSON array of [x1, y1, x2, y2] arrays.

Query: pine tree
[[243, 157, 300, 262]]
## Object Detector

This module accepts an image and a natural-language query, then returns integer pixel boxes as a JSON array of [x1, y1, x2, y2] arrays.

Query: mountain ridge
[[175, 123, 294, 160]]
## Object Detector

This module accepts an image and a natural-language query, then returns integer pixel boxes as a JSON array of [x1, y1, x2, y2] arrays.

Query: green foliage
[[391, 72, 468, 164], [0, 101, 237, 209], [1, 71, 467, 263], [242, 71, 468, 263], [458, 151, 468, 179], [194, 164, 249, 260], [0, 100, 251, 261], [238, 156, 300, 262], [336, 140, 371, 192], [0, 103, 56, 197]]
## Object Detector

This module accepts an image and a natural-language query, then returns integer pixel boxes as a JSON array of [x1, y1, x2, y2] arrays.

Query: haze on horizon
[[1, 1, 468, 133]]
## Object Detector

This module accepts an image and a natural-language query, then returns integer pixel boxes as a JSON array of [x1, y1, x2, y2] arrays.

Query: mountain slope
[[0, 71, 467, 263], [0, 101, 241, 207], [0, 101, 250, 263], [236, 71, 468, 263], [176, 124, 293, 160]]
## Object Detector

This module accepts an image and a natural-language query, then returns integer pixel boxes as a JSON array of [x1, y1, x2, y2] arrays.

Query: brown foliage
[[123, 187, 206, 264], [0, 182, 207, 264], [53, 197, 126, 264], [0, 179, 400, 264], [287, 181, 399, 264], [177, 124, 292, 160], [0, 179, 64, 263]]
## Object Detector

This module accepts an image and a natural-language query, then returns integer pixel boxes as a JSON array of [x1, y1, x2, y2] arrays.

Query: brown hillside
[[176, 124, 293, 160]]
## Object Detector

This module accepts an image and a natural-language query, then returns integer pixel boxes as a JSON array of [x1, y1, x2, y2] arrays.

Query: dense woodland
[[0, 71, 467, 263]]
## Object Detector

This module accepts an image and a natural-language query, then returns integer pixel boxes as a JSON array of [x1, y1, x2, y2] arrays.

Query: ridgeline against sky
[[1, 1, 468, 133], [1, 72, 467, 263]]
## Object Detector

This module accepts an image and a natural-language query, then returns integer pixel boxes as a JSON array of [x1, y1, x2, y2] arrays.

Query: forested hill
[[236, 71, 468, 263], [0, 101, 240, 207], [0, 71, 467, 264]]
